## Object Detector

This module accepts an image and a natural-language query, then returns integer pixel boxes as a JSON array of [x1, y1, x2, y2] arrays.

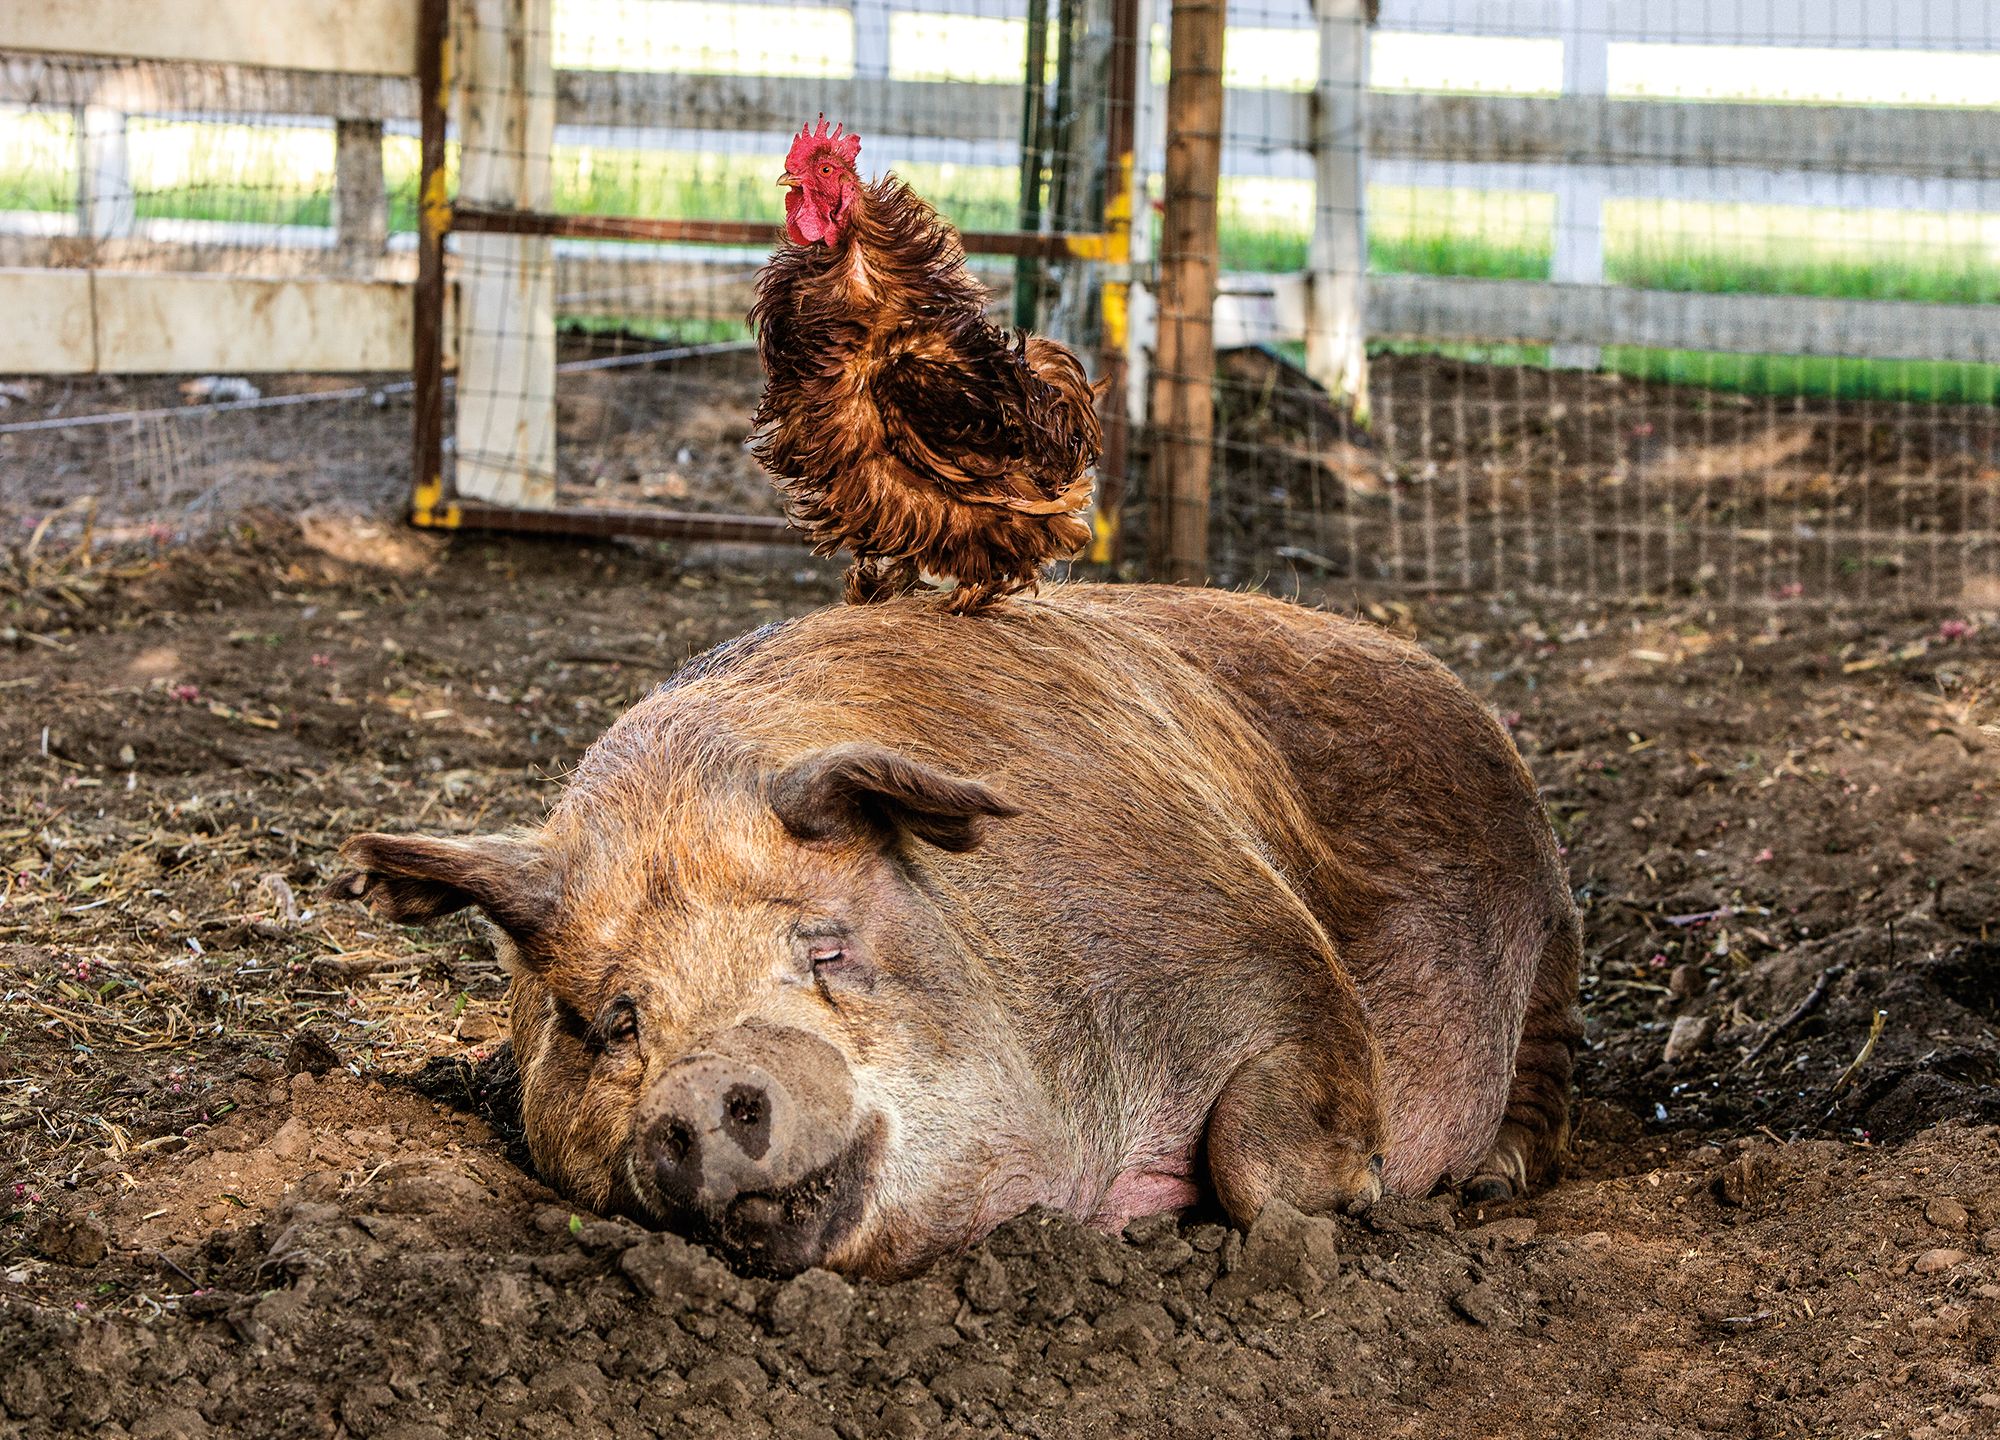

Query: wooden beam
[[0, 55, 417, 120], [452, 0, 558, 510], [0, 0, 417, 76], [8, 56, 1992, 187], [411, 0, 449, 523], [89, 272, 409, 371], [0, 268, 95, 372], [1148, 0, 1225, 584], [1306, 0, 1369, 416], [75, 105, 134, 241], [450, 204, 1090, 257], [1368, 275, 2000, 366], [332, 120, 388, 275], [0, 233, 759, 312], [0, 232, 417, 277], [1365, 93, 2000, 184], [1381, 0, 2000, 51], [552, 70, 1023, 144]]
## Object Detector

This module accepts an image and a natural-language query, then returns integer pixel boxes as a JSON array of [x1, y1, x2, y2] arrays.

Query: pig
[[333, 584, 1579, 1279]]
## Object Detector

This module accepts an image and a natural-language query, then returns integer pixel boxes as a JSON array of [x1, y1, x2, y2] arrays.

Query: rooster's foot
[[844, 557, 920, 606], [941, 575, 1033, 616]]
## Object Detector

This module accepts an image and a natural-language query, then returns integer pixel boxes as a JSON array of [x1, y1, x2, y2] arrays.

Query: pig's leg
[[1462, 915, 1582, 1203], [1205, 976, 1388, 1223]]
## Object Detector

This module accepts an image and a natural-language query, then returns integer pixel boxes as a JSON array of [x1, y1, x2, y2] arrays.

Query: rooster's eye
[[820, 164, 833, 175]]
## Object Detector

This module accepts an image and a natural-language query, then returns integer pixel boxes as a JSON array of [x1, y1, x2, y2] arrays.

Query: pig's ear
[[327, 832, 554, 936], [771, 743, 1019, 853]]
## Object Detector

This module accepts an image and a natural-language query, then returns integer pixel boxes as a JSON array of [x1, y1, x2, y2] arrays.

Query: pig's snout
[[637, 1026, 868, 1275], [646, 1055, 798, 1207]]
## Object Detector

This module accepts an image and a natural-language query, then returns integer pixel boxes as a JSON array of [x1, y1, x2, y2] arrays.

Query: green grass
[[1364, 338, 2000, 405], [1600, 347, 2000, 406]]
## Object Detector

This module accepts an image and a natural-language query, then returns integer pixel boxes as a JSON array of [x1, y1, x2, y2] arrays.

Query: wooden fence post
[[331, 118, 388, 275], [1146, 0, 1224, 583], [1307, 0, 1367, 419], [1552, 0, 1607, 370], [75, 104, 134, 242], [1123, 0, 1164, 449], [453, 0, 557, 508], [851, 0, 891, 80], [412, 0, 452, 525]]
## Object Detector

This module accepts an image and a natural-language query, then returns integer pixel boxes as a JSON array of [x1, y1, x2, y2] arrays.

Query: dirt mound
[[5, 524, 1999, 1437], [8, 1064, 1998, 1438]]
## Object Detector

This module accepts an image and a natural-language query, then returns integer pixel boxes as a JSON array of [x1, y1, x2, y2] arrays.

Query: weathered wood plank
[[0, 229, 416, 276], [0, 0, 416, 76], [0, 267, 95, 371], [0, 231, 758, 310], [452, 0, 558, 509], [1380, 0, 1996, 50], [1365, 93, 2000, 183], [1306, 0, 1369, 414], [0, 55, 417, 119], [90, 272, 410, 371], [6, 55, 1989, 187], [332, 120, 389, 274], [1370, 276, 2000, 365], [552, 70, 1023, 144]]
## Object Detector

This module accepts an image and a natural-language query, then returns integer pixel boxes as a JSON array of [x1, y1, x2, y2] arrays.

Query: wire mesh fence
[[2, 0, 1997, 608], [0, 47, 418, 540], [0, 55, 417, 277], [1179, 0, 2000, 608]]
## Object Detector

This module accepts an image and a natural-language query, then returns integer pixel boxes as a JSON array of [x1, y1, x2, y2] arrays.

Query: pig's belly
[[1093, 1162, 1202, 1231]]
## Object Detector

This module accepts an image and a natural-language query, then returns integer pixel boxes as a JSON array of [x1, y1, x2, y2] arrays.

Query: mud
[[3, 512, 1998, 1438]]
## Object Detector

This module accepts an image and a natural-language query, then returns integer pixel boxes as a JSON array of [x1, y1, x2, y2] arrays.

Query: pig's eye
[[792, 922, 861, 992], [596, 996, 640, 1048]]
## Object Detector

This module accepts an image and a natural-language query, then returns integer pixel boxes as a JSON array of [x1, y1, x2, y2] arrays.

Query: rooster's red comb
[[785, 115, 862, 175]]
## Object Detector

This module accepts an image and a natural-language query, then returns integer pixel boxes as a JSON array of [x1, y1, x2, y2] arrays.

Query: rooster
[[748, 118, 1101, 613]]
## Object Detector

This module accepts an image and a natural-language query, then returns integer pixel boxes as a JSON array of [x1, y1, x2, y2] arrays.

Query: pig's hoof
[[1339, 1154, 1387, 1215], [1460, 1125, 1533, 1208], [1459, 1174, 1517, 1207]]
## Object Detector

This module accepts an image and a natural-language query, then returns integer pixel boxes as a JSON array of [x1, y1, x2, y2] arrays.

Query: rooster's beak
[[777, 173, 801, 189]]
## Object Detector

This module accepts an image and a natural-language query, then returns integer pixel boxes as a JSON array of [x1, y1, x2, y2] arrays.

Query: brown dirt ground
[[1, 360, 1998, 1439]]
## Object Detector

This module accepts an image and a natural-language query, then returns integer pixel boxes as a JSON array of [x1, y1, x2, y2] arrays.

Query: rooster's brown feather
[[749, 173, 1099, 612]]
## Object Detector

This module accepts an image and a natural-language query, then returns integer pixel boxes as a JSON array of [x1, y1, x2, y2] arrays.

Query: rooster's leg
[[942, 570, 1035, 615], [844, 556, 920, 606]]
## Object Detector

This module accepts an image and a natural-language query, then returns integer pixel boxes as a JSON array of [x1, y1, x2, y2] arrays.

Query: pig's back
[[663, 583, 1547, 879], [654, 582, 1564, 941]]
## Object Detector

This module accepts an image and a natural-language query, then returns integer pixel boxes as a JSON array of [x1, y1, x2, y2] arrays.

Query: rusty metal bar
[[450, 203, 1102, 260], [449, 501, 802, 545], [409, 0, 451, 526]]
